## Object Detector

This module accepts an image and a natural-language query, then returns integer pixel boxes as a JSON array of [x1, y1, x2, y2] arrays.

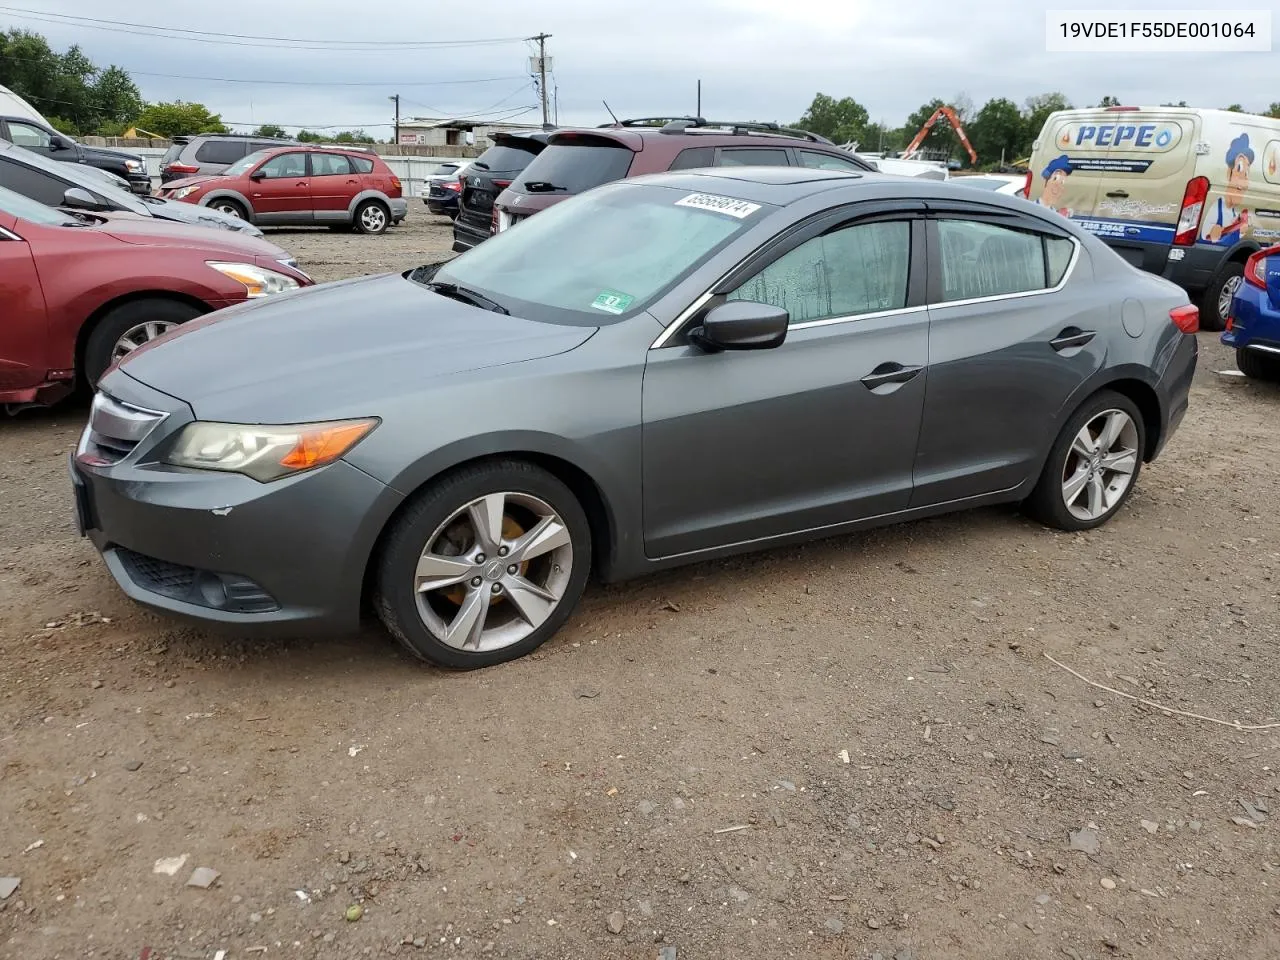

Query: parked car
[[73, 168, 1198, 670], [0, 184, 312, 408], [453, 132, 552, 251], [0, 114, 151, 194], [954, 173, 1028, 197], [1026, 105, 1280, 331], [424, 161, 470, 218], [159, 146, 407, 234], [0, 140, 270, 239], [489, 118, 876, 237], [160, 133, 300, 183], [1222, 244, 1280, 380]]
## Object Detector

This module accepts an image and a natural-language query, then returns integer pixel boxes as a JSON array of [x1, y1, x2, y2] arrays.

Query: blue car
[[1222, 245, 1280, 380]]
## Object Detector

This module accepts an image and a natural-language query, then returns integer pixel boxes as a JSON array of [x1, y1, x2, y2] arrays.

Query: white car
[[953, 173, 1028, 197]]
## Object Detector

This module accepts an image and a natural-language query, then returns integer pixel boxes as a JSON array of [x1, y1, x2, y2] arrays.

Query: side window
[[350, 155, 375, 174], [7, 122, 53, 148], [798, 150, 866, 171], [194, 140, 247, 164], [258, 152, 308, 179], [937, 219, 1074, 301], [668, 147, 714, 171], [310, 153, 353, 176], [726, 220, 911, 324], [0, 158, 70, 206], [716, 148, 790, 167]]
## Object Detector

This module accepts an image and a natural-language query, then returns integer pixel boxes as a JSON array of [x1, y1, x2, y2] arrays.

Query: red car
[[158, 146, 408, 235], [0, 184, 313, 407]]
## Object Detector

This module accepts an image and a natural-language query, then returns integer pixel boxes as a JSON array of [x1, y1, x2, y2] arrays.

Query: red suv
[[159, 146, 408, 235], [491, 117, 876, 234], [0, 184, 313, 407]]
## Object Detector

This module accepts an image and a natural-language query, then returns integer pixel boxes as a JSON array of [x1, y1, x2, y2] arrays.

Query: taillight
[[444, 178, 462, 193], [166, 162, 199, 174], [1243, 246, 1278, 289], [1105, 106, 1141, 111], [1169, 304, 1199, 334], [492, 179, 512, 189], [1173, 176, 1209, 246], [1022, 170, 1033, 198], [390, 175, 402, 190]]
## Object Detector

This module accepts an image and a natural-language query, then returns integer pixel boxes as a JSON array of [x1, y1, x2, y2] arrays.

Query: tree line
[[798, 92, 1280, 169]]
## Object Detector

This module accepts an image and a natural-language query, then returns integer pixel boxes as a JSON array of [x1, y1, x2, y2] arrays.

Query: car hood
[[144, 197, 265, 236], [162, 175, 223, 191], [116, 272, 598, 421], [87, 213, 290, 259], [79, 144, 144, 164]]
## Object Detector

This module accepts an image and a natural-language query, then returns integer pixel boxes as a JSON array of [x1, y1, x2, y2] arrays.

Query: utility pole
[[696, 79, 701, 117], [389, 94, 400, 146], [553, 85, 559, 125], [529, 33, 552, 126]]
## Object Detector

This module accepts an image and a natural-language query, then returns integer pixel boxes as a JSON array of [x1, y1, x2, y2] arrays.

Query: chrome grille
[[79, 391, 168, 465]]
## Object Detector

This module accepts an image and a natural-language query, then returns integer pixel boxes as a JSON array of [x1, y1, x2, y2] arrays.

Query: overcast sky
[[11, 0, 1280, 135]]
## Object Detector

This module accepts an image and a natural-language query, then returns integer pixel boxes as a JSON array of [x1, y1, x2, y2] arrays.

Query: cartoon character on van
[[1200, 133, 1253, 245], [1037, 154, 1074, 218]]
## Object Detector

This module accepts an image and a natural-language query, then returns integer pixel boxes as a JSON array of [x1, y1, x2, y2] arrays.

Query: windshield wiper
[[424, 281, 509, 315], [522, 181, 567, 193]]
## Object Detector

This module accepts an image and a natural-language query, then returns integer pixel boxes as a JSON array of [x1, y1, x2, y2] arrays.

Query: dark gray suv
[[160, 133, 299, 183]]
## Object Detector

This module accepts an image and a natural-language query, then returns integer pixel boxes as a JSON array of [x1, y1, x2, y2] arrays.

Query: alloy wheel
[[412, 491, 573, 652], [360, 205, 387, 232], [111, 321, 179, 364], [1060, 409, 1140, 521], [1218, 274, 1242, 322], [213, 202, 243, 219]]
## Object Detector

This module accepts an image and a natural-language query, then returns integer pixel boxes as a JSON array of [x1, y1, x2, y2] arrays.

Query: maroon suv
[[490, 117, 876, 235]]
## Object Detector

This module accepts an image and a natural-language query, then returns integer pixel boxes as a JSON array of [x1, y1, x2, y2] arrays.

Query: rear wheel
[[1023, 390, 1145, 532], [209, 198, 248, 221], [1237, 347, 1280, 381], [83, 299, 203, 386], [1199, 260, 1244, 332], [354, 200, 389, 235]]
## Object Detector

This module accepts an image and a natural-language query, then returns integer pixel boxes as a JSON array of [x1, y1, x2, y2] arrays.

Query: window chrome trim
[[650, 228, 1082, 349], [0, 225, 21, 241]]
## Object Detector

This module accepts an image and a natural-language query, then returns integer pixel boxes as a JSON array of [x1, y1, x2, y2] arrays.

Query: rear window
[[194, 139, 248, 164], [512, 141, 634, 195], [160, 143, 185, 167], [472, 141, 543, 174]]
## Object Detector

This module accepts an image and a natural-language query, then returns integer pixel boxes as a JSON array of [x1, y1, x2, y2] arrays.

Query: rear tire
[[1199, 260, 1244, 332], [83, 299, 203, 386], [354, 200, 389, 235], [1023, 390, 1146, 532], [1237, 347, 1280, 381]]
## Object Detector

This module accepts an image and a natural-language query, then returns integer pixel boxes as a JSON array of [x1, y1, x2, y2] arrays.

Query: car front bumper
[[71, 373, 404, 636]]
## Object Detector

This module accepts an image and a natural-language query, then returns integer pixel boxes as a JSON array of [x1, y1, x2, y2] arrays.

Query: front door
[[2, 120, 56, 159], [0, 228, 49, 393], [307, 152, 358, 223], [247, 151, 312, 223], [642, 208, 929, 558]]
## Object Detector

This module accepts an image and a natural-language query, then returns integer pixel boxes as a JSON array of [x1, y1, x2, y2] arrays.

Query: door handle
[[296, 181, 308, 186], [1049, 328, 1096, 351], [860, 362, 923, 390], [1105, 189, 1129, 198]]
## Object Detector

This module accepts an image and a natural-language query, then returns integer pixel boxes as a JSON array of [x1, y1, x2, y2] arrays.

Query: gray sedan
[[71, 168, 1199, 669]]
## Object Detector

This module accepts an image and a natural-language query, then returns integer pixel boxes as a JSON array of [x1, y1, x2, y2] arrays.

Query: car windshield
[[0, 183, 81, 225], [224, 150, 272, 176], [431, 181, 773, 324]]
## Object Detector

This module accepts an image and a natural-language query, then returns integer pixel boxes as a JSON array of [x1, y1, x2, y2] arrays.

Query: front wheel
[[1200, 260, 1244, 333], [1023, 390, 1146, 532], [374, 460, 592, 669], [209, 199, 248, 221], [83, 299, 203, 386]]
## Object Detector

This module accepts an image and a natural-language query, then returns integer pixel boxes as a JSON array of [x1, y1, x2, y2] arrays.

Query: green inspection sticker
[[591, 289, 635, 315]]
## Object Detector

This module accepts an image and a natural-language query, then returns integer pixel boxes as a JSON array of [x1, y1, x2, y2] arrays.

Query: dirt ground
[[2, 212, 1279, 960]]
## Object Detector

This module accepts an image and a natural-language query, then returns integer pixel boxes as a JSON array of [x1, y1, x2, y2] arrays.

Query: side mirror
[[49, 136, 71, 151], [689, 300, 789, 352], [61, 187, 100, 210], [249, 170, 266, 181]]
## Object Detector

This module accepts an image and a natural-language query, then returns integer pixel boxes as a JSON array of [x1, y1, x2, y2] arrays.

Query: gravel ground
[[2, 213, 1279, 960]]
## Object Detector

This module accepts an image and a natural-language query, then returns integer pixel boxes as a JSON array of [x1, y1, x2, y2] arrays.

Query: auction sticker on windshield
[[675, 193, 762, 219], [591, 289, 635, 315]]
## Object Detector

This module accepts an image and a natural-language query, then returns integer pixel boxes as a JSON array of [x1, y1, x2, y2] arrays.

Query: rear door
[[0, 220, 49, 393], [2, 119, 56, 159], [247, 151, 311, 223], [307, 151, 357, 221]]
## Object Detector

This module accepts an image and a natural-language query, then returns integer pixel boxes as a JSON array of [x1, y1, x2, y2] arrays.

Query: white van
[[1026, 106, 1280, 330], [0, 84, 49, 125]]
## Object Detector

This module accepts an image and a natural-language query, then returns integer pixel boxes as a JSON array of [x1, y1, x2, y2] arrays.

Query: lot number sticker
[[591, 290, 635, 314], [675, 193, 762, 219]]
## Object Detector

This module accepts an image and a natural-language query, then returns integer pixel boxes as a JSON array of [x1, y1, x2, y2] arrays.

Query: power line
[[0, 8, 527, 50], [402, 82, 534, 119]]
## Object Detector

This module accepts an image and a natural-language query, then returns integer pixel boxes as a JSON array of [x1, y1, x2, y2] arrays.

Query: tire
[[1237, 347, 1280, 381], [374, 460, 592, 669], [354, 200, 389, 235], [208, 198, 248, 221], [1023, 390, 1146, 532], [1199, 260, 1244, 332], [83, 299, 204, 386]]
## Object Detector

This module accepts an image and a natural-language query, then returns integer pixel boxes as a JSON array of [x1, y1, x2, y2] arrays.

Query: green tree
[[296, 129, 325, 142], [968, 98, 1025, 169], [859, 121, 900, 153], [132, 101, 229, 138], [251, 123, 287, 138], [92, 66, 143, 130], [898, 99, 952, 158], [1161, 100, 1189, 107], [1222, 103, 1244, 112], [1267, 102, 1280, 119], [1097, 95, 1122, 107], [795, 93, 870, 145], [332, 129, 375, 144], [1022, 92, 1072, 147]]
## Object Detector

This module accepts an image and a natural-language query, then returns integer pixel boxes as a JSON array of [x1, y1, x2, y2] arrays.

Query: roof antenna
[[602, 100, 621, 126]]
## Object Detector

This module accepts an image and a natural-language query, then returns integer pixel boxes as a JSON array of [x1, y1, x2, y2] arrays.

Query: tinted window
[[194, 139, 248, 164], [1046, 235, 1074, 285], [258, 152, 307, 179], [0, 183, 78, 225], [668, 147, 715, 171], [937, 219, 1050, 301], [430, 162, 459, 176], [310, 152, 353, 176], [728, 221, 910, 324], [798, 150, 865, 171], [160, 143, 185, 167], [473, 141, 542, 173], [717, 148, 790, 167], [7, 121, 52, 148], [512, 142, 633, 194], [250, 141, 286, 153], [0, 157, 68, 206], [351, 155, 374, 174]]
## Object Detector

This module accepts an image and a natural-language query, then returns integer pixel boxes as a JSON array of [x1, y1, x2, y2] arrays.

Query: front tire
[[1237, 347, 1280, 381], [354, 200, 389, 235], [1023, 390, 1146, 532], [1200, 260, 1244, 332], [209, 199, 248, 221], [374, 460, 592, 669], [83, 299, 203, 386]]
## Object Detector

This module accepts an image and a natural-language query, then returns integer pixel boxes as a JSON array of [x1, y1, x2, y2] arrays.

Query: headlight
[[164, 419, 379, 482], [207, 261, 300, 297], [125, 159, 144, 172], [172, 186, 199, 200]]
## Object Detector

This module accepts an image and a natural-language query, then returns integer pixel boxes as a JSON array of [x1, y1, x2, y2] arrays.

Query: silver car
[[73, 168, 1198, 670]]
